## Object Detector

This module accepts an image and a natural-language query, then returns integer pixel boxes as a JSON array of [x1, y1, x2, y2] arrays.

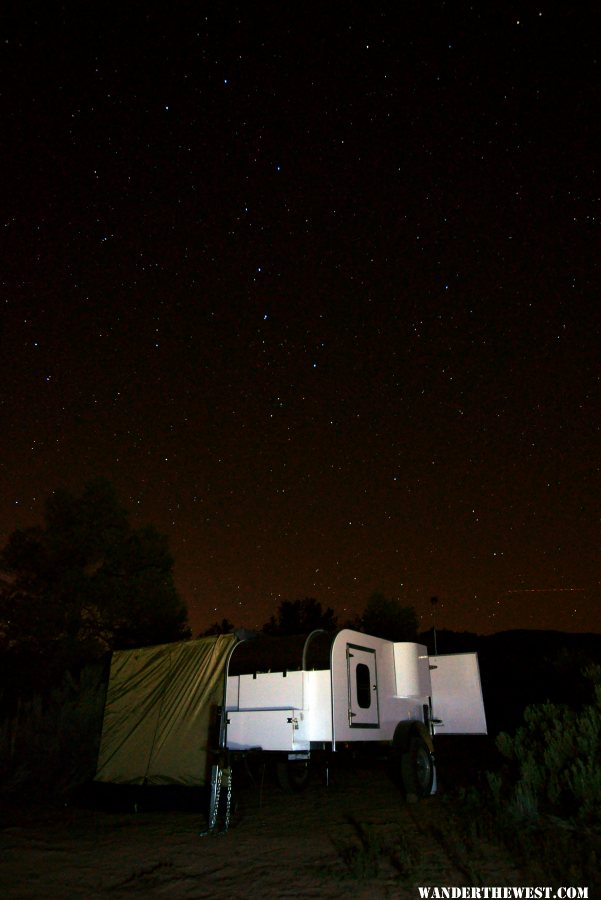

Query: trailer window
[[356, 663, 371, 708]]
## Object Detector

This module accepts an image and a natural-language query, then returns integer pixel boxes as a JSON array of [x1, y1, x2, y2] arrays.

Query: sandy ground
[[0, 757, 527, 899]]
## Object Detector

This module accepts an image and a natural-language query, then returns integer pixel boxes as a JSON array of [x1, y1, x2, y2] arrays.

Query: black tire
[[401, 734, 434, 799], [276, 759, 311, 792]]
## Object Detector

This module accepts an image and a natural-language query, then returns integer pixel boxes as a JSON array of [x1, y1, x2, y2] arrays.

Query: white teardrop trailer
[[95, 628, 486, 831], [223, 628, 486, 799]]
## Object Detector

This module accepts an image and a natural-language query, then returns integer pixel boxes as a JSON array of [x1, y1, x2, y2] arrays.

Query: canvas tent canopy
[[95, 634, 236, 787]]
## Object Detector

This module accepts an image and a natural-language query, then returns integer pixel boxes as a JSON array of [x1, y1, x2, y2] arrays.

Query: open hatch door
[[429, 653, 487, 734]]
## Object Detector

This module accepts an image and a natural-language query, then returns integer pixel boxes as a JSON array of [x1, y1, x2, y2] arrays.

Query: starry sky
[[2, 2, 599, 637]]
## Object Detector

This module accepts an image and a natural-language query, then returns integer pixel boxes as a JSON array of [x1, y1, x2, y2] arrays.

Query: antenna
[[431, 596, 439, 655]]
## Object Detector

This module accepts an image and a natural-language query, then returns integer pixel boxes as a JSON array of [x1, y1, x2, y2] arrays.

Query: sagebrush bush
[[492, 665, 601, 828]]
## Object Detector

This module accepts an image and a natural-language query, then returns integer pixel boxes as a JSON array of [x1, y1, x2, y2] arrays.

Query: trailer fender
[[391, 720, 433, 755]]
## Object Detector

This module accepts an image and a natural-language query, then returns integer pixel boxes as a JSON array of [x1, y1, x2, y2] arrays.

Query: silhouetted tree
[[263, 597, 337, 636], [0, 478, 190, 666], [200, 617, 235, 637], [360, 592, 418, 642]]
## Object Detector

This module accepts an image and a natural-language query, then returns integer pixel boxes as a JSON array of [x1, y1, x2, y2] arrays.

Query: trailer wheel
[[401, 735, 434, 799], [276, 759, 310, 792]]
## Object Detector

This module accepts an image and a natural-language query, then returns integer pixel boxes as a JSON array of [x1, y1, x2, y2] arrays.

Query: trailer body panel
[[227, 708, 310, 751], [238, 670, 304, 709]]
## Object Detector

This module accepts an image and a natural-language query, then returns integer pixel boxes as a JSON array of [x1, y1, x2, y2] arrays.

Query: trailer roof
[[228, 629, 335, 675]]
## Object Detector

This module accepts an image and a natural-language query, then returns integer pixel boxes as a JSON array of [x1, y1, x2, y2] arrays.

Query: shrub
[[492, 665, 601, 829], [0, 661, 109, 799]]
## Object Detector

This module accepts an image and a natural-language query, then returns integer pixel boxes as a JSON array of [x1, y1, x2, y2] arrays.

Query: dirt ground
[[0, 755, 528, 900]]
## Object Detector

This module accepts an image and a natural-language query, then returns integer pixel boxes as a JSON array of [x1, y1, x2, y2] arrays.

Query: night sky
[[2, 2, 599, 637]]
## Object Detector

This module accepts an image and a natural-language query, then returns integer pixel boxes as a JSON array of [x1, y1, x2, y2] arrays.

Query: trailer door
[[429, 653, 487, 734], [347, 644, 380, 728]]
